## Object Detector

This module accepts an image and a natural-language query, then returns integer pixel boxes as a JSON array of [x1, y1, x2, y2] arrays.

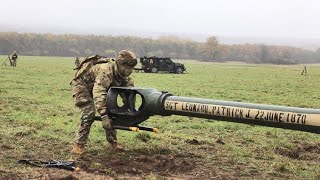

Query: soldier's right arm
[[92, 68, 113, 116]]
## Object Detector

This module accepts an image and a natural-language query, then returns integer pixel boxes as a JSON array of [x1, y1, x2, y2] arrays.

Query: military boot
[[71, 144, 86, 155]]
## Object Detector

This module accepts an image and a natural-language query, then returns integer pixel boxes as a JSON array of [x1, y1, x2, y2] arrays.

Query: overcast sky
[[0, 0, 319, 38]]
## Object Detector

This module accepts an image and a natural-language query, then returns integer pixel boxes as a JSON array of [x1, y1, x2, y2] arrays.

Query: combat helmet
[[115, 50, 137, 68]]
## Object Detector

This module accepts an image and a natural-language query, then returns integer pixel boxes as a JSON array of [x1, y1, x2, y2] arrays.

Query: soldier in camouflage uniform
[[11, 51, 18, 67], [70, 50, 137, 154]]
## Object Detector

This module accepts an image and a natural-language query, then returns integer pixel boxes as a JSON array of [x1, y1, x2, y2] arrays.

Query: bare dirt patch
[[77, 147, 197, 177], [275, 142, 320, 161], [0, 169, 24, 180]]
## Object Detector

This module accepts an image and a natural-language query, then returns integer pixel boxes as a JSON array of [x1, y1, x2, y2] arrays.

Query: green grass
[[1, 56, 320, 179]]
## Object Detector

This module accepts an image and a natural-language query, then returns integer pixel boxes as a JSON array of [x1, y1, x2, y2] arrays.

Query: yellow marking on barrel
[[153, 128, 159, 133], [129, 127, 139, 132]]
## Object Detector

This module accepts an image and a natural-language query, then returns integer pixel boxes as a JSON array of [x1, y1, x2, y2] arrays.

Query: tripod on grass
[[1, 56, 12, 66]]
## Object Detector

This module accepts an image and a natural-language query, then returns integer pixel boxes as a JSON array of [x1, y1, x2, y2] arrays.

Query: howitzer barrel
[[106, 87, 320, 134], [163, 96, 320, 133]]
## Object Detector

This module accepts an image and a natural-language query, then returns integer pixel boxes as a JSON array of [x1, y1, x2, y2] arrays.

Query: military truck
[[135, 56, 186, 74]]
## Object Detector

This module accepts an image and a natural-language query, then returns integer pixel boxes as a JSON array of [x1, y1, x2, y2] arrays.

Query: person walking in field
[[301, 65, 307, 76], [70, 50, 138, 155], [11, 51, 18, 67], [74, 57, 81, 69]]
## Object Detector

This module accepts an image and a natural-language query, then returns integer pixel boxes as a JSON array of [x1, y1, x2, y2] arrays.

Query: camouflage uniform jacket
[[71, 58, 134, 116], [12, 53, 18, 60]]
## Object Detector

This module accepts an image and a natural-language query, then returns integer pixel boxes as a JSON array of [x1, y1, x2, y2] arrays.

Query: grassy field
[[0, 56, 320, 179]]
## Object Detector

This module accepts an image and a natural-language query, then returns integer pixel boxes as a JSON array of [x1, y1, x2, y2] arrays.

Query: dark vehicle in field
[[135, 56, 186, 74]]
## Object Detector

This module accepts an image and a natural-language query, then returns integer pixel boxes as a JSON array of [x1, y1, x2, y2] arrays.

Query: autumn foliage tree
[[200, 36, 220, 61], [0, 32, 317, 64]]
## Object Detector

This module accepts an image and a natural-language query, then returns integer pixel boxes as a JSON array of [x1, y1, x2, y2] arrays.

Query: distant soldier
[[74, 57, 81, 69], [70, 50, 138, 155], [301, 65, 307, 76], [11, 51, 18, 67]]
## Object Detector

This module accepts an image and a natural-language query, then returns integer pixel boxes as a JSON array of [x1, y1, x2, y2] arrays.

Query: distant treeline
[[1, 32, 319, 64]]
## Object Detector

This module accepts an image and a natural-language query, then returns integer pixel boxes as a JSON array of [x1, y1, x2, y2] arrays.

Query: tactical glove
[[101, 115, 117, 144]]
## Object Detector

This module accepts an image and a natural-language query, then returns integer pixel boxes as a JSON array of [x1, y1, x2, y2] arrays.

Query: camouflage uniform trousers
[[11, 59, 17, 67], [71, 80, 117, 145]]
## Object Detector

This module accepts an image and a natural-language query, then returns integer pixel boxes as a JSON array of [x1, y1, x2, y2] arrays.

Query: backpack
[[72, 55, 114, 81]]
